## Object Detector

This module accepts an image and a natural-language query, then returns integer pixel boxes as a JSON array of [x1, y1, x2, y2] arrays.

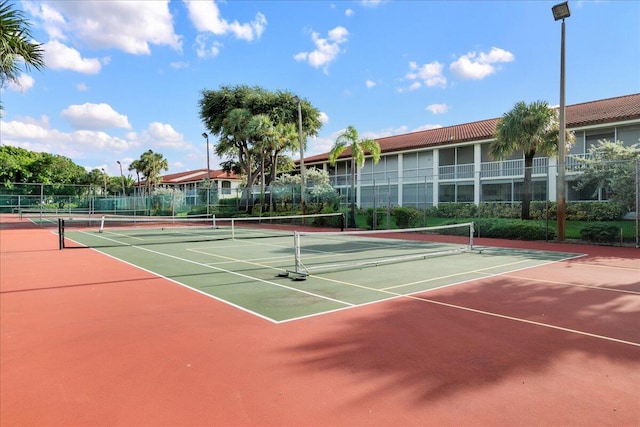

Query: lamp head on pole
[[202, 132, 208, 139], [552, 1, 570, 21], [292, 95, 299, 104]]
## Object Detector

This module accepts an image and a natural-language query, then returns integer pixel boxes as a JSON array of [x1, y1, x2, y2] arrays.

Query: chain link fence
[[2, 159, 638, 246]]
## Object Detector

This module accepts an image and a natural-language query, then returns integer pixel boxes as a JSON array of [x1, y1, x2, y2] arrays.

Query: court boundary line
[[285, 261, 640, 348], [407, 293, 640, 348], [67, 232, 638, 347], [279, 256, 578, 323], [79, 247, 279, 323], [497, 273, 640, 295], [122, 244, 355, 312]]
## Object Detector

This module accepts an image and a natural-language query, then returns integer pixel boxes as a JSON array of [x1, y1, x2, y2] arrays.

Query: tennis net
[[285, 222, 474, 278], [59, 212, 345, 249]]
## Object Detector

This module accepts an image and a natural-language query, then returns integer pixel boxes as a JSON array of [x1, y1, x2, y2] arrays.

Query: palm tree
[[140, 150, 168, 194], [0, 0, 45, 113], [247, 114, 274, 211], [128, 159, 143, 196], [329, 126, 381, 228], [491, 100, 572, 220]]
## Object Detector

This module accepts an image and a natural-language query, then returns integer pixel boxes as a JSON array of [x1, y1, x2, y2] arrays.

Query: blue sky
[[1, 0, 639, 177]]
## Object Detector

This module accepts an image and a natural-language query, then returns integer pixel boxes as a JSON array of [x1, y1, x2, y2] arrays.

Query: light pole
[[553, 1, 570, 242], [101, 168, 107, 197], [202, 132, 211, 216], [116, 160, 126, 196], [292, 96, 305, 215]]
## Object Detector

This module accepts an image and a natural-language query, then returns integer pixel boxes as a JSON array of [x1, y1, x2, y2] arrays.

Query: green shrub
[[579, 224, 621, 243], [474, 218, 554, 240], [566, 202, 626, 221], [427, 203, 477, 218], [365, 208, 387, 229], [392, 206, 422, 228], [311, 210, 345, 229], [477, 203, 520, 219]]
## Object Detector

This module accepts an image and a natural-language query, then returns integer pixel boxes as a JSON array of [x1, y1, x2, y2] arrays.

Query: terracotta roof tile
[[159, 168, 241, 184], [305, 93, 640, 164]]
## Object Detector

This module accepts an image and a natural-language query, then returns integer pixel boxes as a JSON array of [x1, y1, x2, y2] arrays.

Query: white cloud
[[61, 103, 132, 130], [426, 104, 449, 114], [365, 79, 376, 88], [0, 116, 131, 161], [34, 0, 182, 54], [360, 0, 386, 7], [170, 61, 189, 70], [345, 8, 354, 16], [318, 112, 329, 124], [43, 40, 103, 74], [413, 123, 443, 132], [6, 73, 35, 93], [76, 82, 89, 91], [294, 26, 349, 73], [128, 122, 189, 149], [406, 61, 447, 87], [194, 35, 222, 58], [186, 0, 267, 42], [450, 47, 514, 80]]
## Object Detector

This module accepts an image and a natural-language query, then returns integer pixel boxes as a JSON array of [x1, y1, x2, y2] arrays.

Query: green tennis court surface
[[63, 227, 583, 322]]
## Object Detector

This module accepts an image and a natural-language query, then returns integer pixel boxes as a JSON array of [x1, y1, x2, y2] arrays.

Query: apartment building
[[303, 93, 640, 209]]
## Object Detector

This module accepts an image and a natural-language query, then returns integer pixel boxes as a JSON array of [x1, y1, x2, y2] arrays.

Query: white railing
[[328, 156, 595, 185]]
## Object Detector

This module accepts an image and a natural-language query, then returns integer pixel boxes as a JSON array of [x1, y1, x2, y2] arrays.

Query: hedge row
[[426, 201, 627, 221]]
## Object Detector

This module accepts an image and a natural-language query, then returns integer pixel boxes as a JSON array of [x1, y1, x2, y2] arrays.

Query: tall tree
[[247, 113, 274, 210], [0, 0, 45, 113], [128, 159, 144, 197], [267, 122, 298, 185], [136, 150, 168, 196], [491, 100, 571, 220], [328, 126, 381, 228], [573, 139, 640, 211], [199, 85, 323, 212]]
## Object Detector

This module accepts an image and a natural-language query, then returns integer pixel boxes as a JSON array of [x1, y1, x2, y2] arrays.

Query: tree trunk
[[349, 157, 356, 228], [522, 154, 534, 220]]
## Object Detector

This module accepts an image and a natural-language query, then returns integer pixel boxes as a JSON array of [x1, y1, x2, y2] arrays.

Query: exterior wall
[[316, 119, 639, 209]]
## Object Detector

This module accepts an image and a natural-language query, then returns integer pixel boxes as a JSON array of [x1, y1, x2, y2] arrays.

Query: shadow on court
[[283, 270, 640, 423]]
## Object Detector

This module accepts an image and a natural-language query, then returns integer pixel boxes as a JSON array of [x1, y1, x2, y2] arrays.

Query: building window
[[221, 181, 231, 195], [439, 182, 473, 203]]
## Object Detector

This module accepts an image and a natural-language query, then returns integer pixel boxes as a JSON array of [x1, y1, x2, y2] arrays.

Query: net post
[[340, 213, 345, 232], [294, 231, 302, 274], [469, 222, 475, 250], [231, 218, 236, 240], [99, 215, 106, 233], [58, 218, 64, 250]]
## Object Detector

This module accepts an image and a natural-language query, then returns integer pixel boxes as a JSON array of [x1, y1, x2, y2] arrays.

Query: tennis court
[[1, 213, 639, 426], [58, 216, 581, 322]]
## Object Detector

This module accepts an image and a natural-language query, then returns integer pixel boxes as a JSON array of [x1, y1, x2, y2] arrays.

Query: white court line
[[131, 245, 355, 308], [69, 234, 638, 346], [407, 293, 640, 348], [66, 232, 355, 322], [497, 273, 640, 295]]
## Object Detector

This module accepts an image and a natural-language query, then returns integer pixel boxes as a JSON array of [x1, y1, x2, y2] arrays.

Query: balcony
[[481, 157, 549, 178]]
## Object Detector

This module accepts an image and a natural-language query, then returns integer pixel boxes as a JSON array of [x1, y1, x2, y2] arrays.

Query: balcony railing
[[328, 155, 599, 185], [438, 163, 474, 180], [480, 157, 548, 178]]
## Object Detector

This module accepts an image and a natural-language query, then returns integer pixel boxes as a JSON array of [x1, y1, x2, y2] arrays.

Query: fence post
[[636, 157, 640, 249]]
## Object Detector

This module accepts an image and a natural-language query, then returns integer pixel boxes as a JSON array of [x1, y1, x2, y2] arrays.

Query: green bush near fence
[[579, 223, 621, 243], [425, 201, 628, 222], [392, 206, 422, 228], [474, 218, 555, 240]]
